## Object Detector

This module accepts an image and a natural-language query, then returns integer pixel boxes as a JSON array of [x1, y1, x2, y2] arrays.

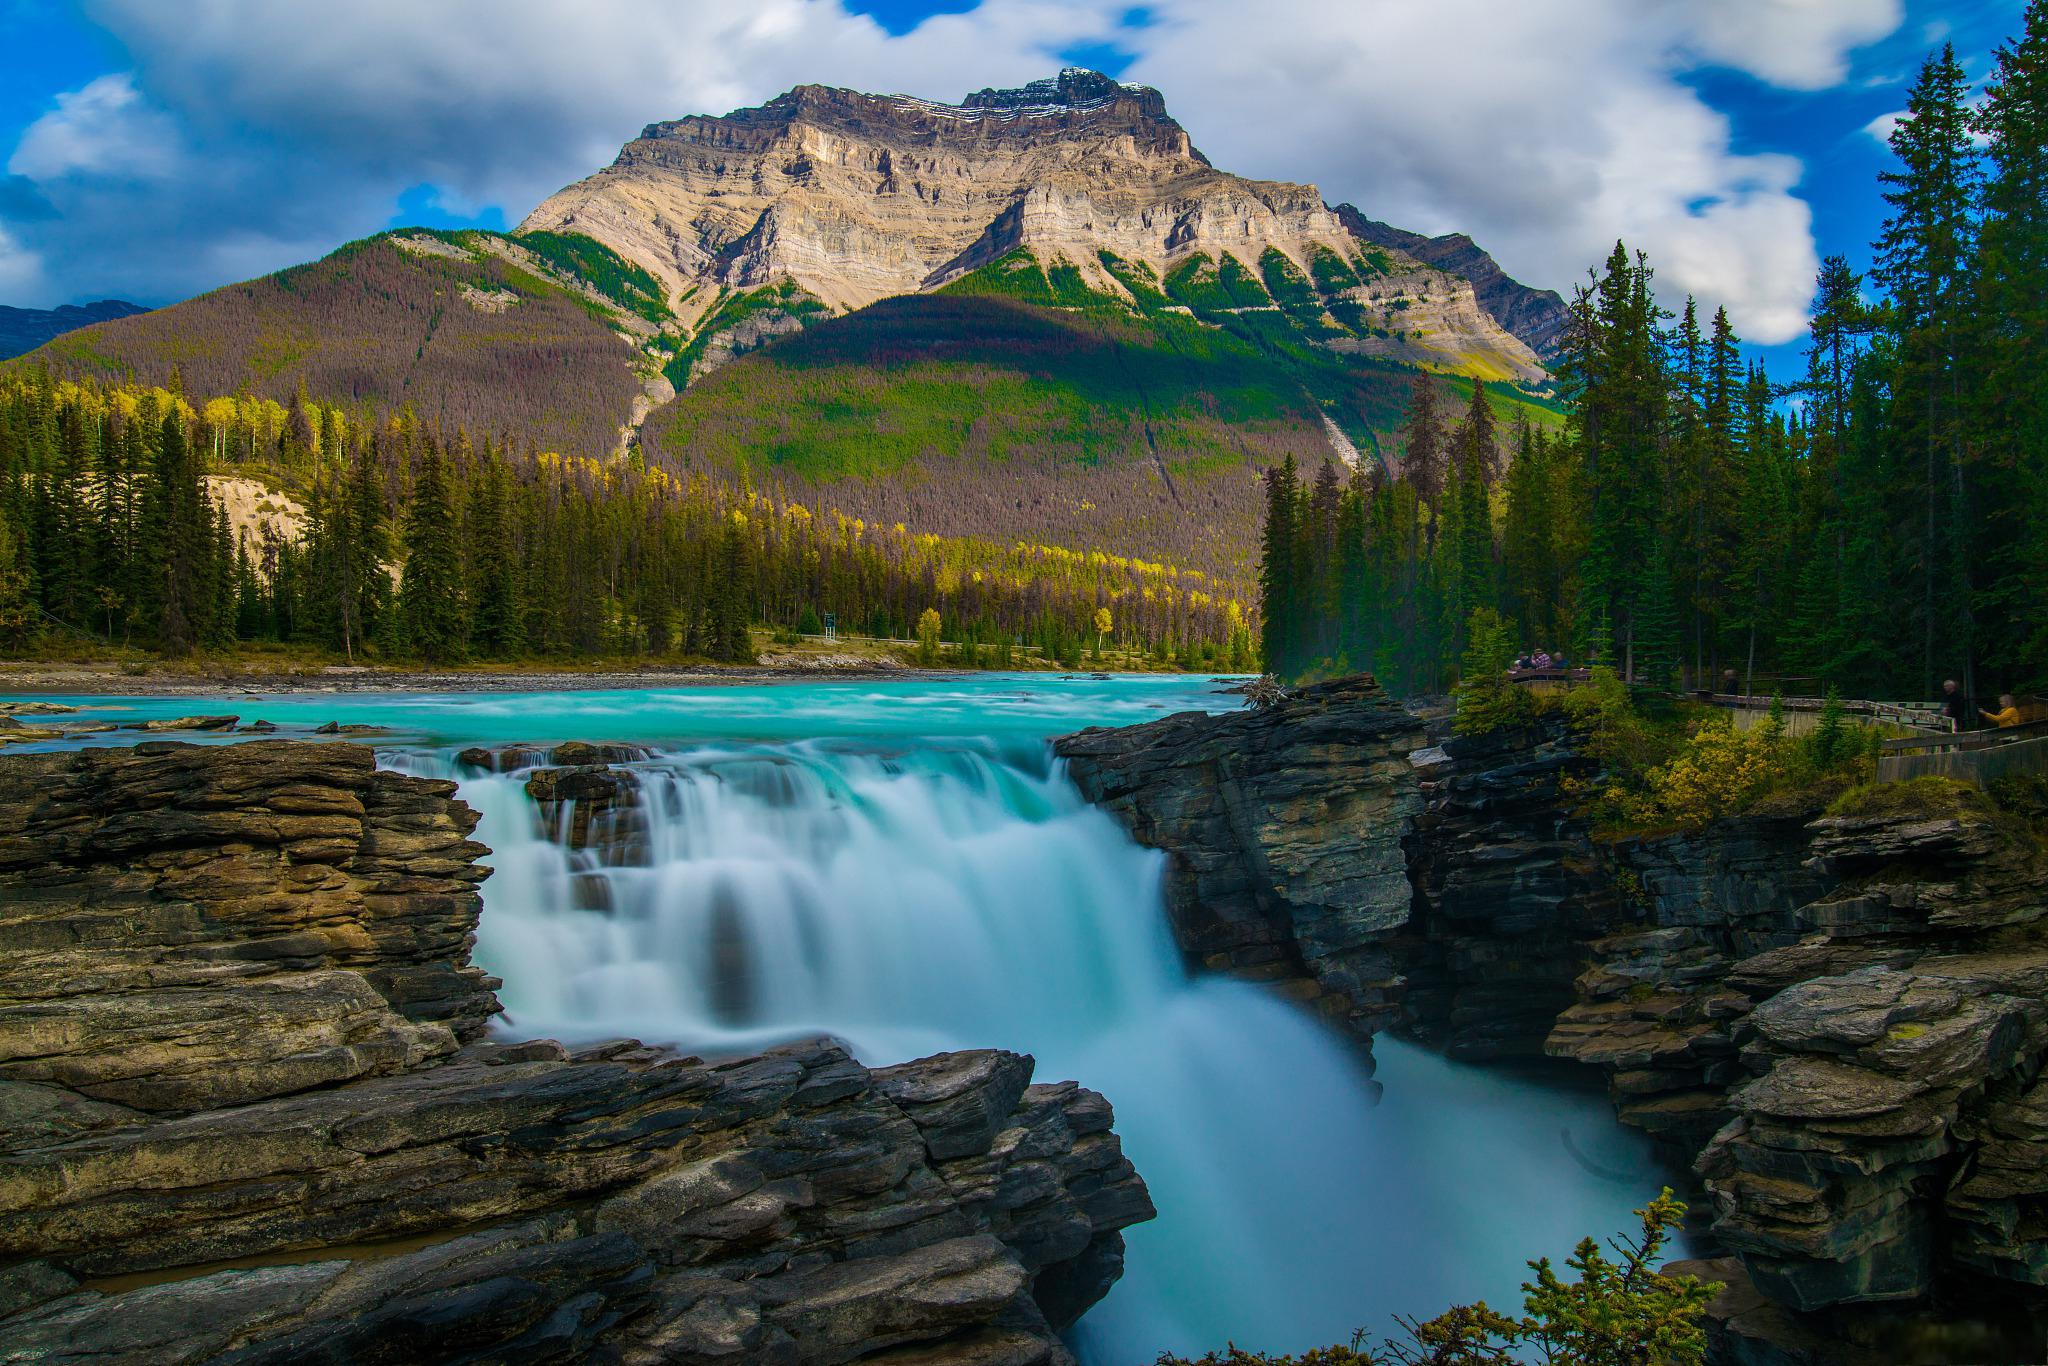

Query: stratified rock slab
[[0, 742, 1152, 1364], [1055, 675, 1423, 1037]]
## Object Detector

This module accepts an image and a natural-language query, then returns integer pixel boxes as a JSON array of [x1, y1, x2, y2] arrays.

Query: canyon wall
[[0, 741, 1152, 1365], [1057, 678, 2048, 1363]]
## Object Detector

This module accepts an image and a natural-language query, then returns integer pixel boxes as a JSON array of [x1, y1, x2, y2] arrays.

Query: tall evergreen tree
[[400, 440, 467, 663], [1259, 455, 1300, 674], [153, 413, 204, 656], [1974, 0, 2048, 686], [1874, 43, 1982, 693]]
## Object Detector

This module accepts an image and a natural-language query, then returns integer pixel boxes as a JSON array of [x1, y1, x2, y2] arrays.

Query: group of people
[[1510, 649, 1571, 673], [1941, 680, 2031, 731]]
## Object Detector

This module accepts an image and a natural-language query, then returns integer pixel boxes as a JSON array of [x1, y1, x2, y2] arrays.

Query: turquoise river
[[9, 674, 1673, 1362]]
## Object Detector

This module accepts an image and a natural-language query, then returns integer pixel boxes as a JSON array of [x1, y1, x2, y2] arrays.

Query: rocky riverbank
[[1056, 677, 2048, 1364], [0, 741, 1152, 1364]]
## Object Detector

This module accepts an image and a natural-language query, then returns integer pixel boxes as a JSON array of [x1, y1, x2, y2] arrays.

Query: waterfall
[[389, 721, 1669, 1363]]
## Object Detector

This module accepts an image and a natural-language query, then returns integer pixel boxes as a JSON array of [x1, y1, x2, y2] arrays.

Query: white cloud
[[8, 73, 183, 182], [1679, 0, 1904, 90], [1, 0, 1902, 339], [0, 223, 43, 299], [1865, 108, 1908, 143], [1122, 0, 1882, 341]]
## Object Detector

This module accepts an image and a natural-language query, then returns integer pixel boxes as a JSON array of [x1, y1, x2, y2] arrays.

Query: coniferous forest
[[1261, 12, 2047, 705], [0, 376, 1254, 670]]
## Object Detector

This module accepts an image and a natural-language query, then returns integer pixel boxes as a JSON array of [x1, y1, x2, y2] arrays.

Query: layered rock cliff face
[[1336, 209, 1569, 360], [1056, 676, 1423, 1042], [523, 69, 1545, 384], [1056, 680, 2048, 1362], [0, 742, 1152, 1364]]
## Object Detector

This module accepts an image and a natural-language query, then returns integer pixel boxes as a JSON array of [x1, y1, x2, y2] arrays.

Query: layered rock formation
[[1056, 675, 1423, 1041], [523, 69, 1545, 384], [0, 742, 1152, 1364], [1055, 679, 2048, 1362], [1336, 209, 1569, 359]]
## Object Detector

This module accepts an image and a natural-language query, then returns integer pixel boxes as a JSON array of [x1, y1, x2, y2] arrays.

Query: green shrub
[[1826, 775, 1991, 820], [1453, 608, 1537, 736], [1156, 1190, 1716, 1366]]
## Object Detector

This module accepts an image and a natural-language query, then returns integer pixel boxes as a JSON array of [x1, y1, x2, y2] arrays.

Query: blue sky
[[0, 0, 2027, 381]]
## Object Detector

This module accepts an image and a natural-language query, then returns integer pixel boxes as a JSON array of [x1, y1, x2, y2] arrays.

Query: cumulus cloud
[[1124, 0, 1900, 342], [0, 0, 1903, 340], [0, 223, 42, 299], [8, 73, 184, 183]]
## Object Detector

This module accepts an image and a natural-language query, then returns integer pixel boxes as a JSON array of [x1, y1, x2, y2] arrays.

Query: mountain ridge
[[1336, 208, 1570, 359], [0, 299, 149, 361], [6, 70, 1568, 579], [522, 69, 1548, 388]]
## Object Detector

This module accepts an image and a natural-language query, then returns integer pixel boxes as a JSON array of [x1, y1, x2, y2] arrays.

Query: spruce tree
[[154, 413, 203, 656], [1874, 43, 1981, 693], [462, 452, 521, 659], [1259, 455, 1300, 677], [400, 440, 467, 663], [1974, 0, 2048, 686]]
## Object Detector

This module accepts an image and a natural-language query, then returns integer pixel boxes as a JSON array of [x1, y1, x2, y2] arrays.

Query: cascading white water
[[388, 720, 1671, 1362]]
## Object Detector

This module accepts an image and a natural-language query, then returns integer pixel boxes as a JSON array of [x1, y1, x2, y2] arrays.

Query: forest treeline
[[1261, 8, 2048, 704], [0, 375, 1255, 669]]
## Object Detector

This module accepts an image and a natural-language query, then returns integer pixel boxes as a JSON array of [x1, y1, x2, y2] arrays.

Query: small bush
[[1825, 775, 1991, 821], [1452, 608, 1537, 737], [1156, 1190, 1716, 1366]]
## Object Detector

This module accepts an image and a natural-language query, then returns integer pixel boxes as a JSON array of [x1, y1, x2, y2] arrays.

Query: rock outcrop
[[1335, 208, 1570, 360], [1055, 675, 1423, 1040], [0, 742, 1152, 1364], [1055, 678, 2048, 1360], [1397, 719, 1617, 1060]]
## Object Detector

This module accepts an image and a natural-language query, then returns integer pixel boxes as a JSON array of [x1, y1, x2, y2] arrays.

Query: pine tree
[[154, 413, 203, 656], [711, 514, 757, 663], [400, 440, 467, 663], [466, 454, 524, 657], [203, 501, 236, 649], [1974, 0, 2048, 687], [1259, 455, 1300, 676], [1400, 376, 1448, 544], [1633, 537, 1680, 691], [1874, 43, 1982, 694]]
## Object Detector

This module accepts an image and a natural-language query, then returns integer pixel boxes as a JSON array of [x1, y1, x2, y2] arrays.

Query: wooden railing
[[1878, 719, 2048, 786]]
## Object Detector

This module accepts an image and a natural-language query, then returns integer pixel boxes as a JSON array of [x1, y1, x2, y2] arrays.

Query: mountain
[[0, 299, 148, 361], [526, 68, 1546, 389], [10, 70, 1568, 579], [1336, 210, 1571, 359], [18, 232, 658, 460]]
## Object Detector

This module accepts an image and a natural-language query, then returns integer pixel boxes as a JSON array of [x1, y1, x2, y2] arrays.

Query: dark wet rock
[[0, 741, 1150, 1364], [1054, 685, 2048, 1356], [0, 740, 496, 1111], [525, 763, 648, 861], [134, 714, 239, 731], [1397, 717, 1619, 1060], [1055, 675, 1424, 1037]]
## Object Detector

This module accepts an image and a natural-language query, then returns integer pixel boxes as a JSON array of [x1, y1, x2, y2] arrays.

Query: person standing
[[1981, 694, 2024, 729], [1941, 679, 1973, 732]]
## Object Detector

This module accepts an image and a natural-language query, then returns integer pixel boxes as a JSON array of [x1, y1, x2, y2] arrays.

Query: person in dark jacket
[[1942, 679, 1973, 732]]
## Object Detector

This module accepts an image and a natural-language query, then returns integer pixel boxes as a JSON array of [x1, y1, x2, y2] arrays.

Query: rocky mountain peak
[[962, 67, 1156, 111], [521, 72, 1546, 382]]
